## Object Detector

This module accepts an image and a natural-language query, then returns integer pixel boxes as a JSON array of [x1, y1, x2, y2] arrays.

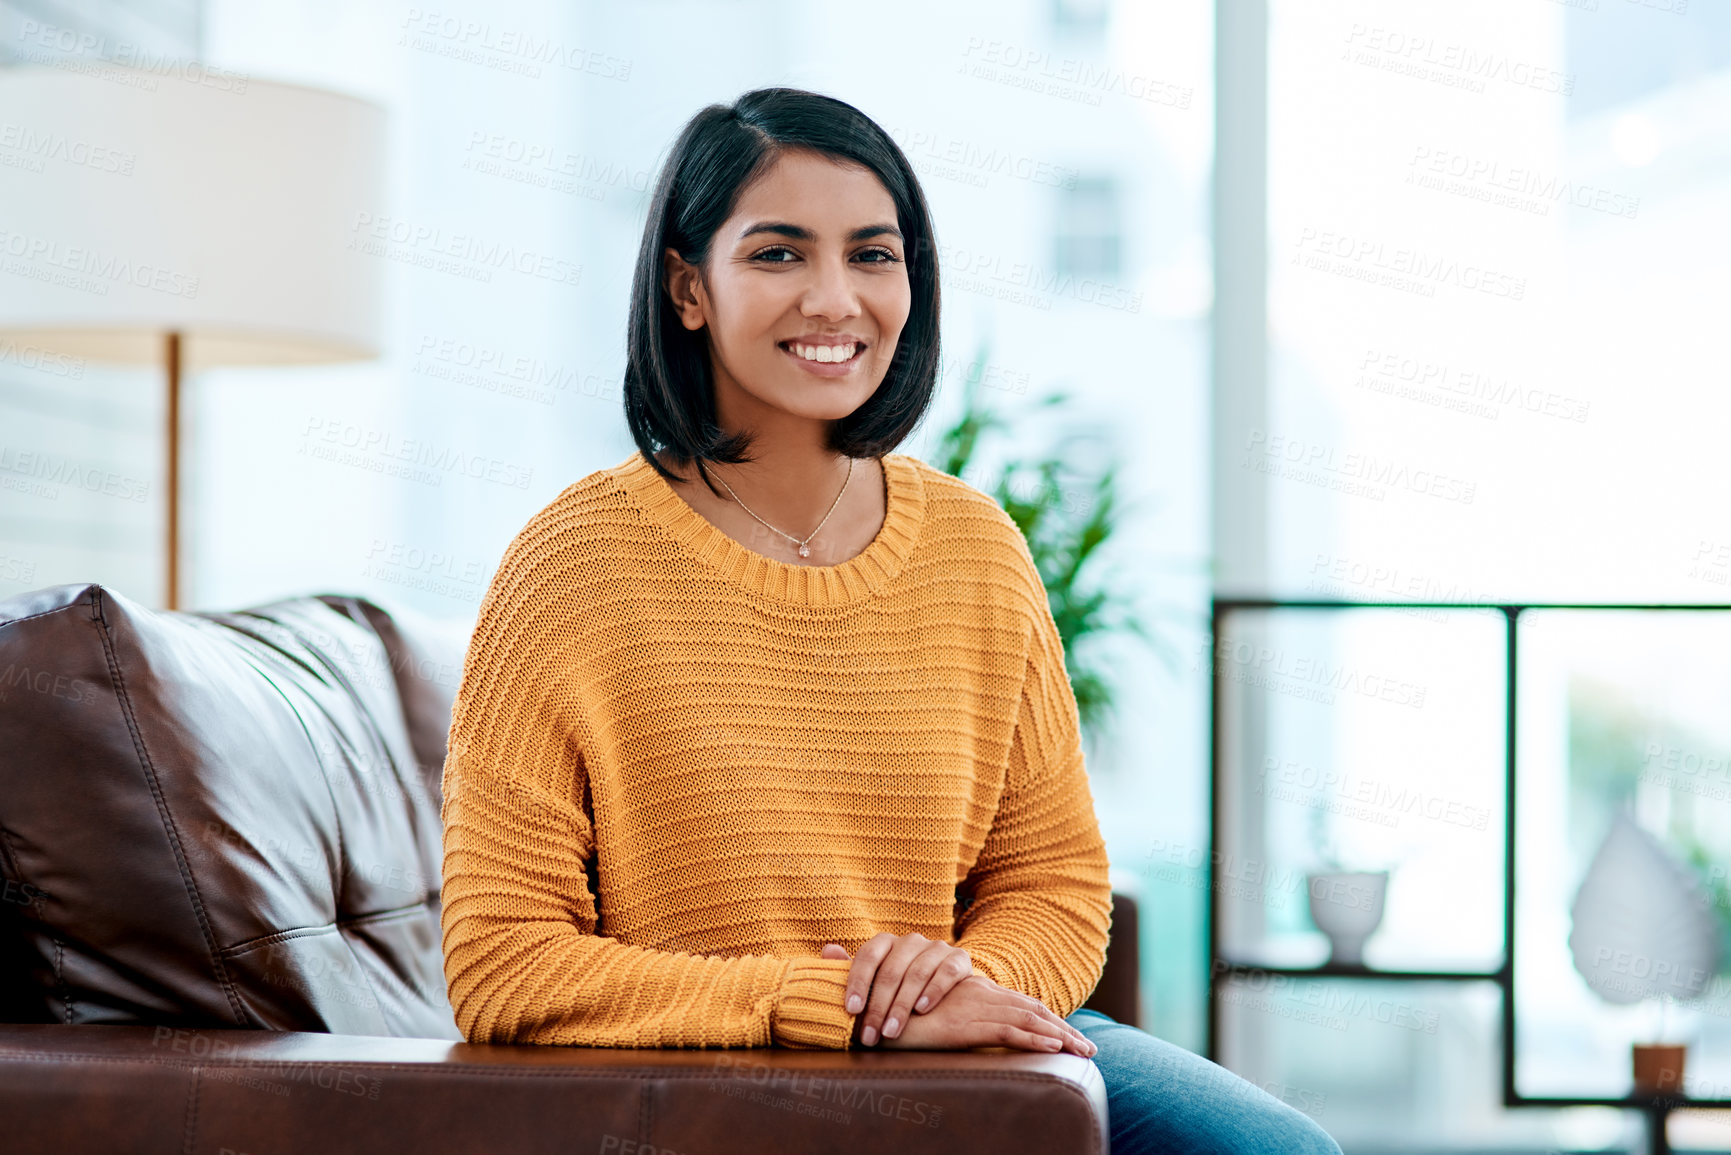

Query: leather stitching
[[91, 588, 251, 1026], [0, 1050, 1093, 1085], [0, 603, 85, 630], [218, 899, 438, 957], [181, 1068, 200, 1155], [51, 937, 70, 1024], [0, 1052, 1102, 1155]]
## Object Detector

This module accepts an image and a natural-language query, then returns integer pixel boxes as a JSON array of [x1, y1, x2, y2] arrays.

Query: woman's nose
[[801, 254, 860, 319]]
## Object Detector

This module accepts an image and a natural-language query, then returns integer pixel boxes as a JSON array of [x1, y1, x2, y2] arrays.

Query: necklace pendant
[[797, 543, 811, 557]]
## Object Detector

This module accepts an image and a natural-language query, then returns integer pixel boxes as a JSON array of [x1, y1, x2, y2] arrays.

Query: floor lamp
[[0, 65, 384, 610]]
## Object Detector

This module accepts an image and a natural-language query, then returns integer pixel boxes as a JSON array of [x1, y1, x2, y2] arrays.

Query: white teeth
[[791, 342, 856, 363]]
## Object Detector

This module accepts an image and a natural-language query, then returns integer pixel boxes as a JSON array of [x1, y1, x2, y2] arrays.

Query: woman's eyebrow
[[738, 221, 903, 242]]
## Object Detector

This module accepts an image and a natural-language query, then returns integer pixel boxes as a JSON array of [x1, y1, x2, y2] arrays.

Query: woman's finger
[[909, 949, 972, 1014], [859, 935, 929, 1044], [1001, 988, 1097, 1057], [979, 1009, 1067, 1053], [843, 933, 897, 1020], [879, 945, 962, 1039]]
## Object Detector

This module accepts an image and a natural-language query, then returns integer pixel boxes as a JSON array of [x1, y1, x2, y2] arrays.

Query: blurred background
[[2, 0, 1728, 1150]]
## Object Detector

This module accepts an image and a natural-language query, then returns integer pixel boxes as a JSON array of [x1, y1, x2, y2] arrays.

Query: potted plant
[[1303, 805, 1389, 968], [925, 341, 1176, 750], [1568, 811, 1721, 1096]]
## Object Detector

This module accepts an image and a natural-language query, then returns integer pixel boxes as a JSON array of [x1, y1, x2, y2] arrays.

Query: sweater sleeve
[[953, 583, 1114, 1018], [437, 530, 856, 1049]]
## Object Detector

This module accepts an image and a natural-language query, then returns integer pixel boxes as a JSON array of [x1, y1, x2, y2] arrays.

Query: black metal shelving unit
[[1205, 598, 1731, 1155]]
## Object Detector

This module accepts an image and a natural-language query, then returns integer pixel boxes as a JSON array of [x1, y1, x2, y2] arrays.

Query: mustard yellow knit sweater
[[438, 449, 1113, 1049]]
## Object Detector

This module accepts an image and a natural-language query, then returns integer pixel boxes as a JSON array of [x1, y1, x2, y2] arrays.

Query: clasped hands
[[820, 933, 1095, 1057]]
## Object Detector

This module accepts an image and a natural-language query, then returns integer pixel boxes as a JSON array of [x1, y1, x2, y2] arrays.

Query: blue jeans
[[1065, 1009, 1343, 1155]]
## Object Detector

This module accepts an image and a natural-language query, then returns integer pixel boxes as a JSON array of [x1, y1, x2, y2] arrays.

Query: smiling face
[[663, 147, 913, 432]]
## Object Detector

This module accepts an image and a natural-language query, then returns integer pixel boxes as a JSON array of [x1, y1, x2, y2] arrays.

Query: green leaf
[[923, 343, 1178, 757]]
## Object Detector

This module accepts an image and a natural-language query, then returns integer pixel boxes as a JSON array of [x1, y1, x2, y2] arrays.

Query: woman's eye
[[748, 246, 901, 265]]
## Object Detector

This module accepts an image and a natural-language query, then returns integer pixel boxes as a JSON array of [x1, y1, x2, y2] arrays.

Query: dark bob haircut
[[624, 86, 941, 489]]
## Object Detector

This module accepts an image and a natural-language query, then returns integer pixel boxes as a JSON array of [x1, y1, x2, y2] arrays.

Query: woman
[[439, 86, 1340, 1154]]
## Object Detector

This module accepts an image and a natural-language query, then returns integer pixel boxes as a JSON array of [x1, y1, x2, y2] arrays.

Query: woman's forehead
[[727, 150, 898, 235]]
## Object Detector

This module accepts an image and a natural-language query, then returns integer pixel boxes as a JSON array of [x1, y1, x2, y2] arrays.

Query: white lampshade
[[0, 64, 384, 367]]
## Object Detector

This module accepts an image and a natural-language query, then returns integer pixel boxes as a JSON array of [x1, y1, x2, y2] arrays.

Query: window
[[1054, 176, 1123, 278]]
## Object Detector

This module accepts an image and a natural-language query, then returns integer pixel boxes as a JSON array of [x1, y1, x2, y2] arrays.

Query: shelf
[[1511, 1094, 1731, 1110], [1214, 959, 1505, 982]]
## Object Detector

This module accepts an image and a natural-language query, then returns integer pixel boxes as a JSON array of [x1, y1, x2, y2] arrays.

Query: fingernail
[[862, 1026, 878, 1046], [885, 1017, 899, 1037], [846, 995, 863, 1014], [915, 997, 929, 1012]]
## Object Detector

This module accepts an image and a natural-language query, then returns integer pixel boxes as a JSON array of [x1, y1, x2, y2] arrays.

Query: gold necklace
[[712, 458, 854, 558]]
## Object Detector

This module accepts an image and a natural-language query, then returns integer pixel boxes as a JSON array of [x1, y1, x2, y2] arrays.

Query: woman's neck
[[655, 436, 887, 568]]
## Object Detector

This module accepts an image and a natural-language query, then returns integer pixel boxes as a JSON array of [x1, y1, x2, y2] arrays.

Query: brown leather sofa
[[0, 583, 1140, 1154]]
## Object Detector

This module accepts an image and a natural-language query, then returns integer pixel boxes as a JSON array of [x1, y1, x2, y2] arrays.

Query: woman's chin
[[750, 383, 880, 423]]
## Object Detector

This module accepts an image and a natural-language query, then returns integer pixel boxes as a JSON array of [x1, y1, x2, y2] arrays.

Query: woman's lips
[[779, 341, 866, 378]]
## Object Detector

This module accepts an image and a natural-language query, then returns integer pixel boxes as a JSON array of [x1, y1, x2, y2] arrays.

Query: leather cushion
[[0, 583, 460, 1038]]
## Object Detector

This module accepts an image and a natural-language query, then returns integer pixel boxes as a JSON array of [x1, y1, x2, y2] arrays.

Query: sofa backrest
[[0, 584, 463, 1039]]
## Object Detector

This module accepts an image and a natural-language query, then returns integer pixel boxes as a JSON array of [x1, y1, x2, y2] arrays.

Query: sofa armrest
[[0, 1024, 1107, 1155], [1081, 891, 1142, 1028]]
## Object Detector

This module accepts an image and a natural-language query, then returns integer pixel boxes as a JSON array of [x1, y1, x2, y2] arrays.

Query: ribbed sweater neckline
[[608, 450, 927, 608]]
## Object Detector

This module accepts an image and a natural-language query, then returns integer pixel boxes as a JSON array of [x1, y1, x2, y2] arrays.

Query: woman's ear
[[663, 247, 708, 331]]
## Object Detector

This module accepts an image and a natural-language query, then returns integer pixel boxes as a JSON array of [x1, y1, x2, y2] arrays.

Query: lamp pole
[[165, 331, 182, 611]]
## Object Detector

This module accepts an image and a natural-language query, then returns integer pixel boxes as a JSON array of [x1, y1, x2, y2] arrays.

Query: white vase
[[1307, 870, 1389, 966]]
